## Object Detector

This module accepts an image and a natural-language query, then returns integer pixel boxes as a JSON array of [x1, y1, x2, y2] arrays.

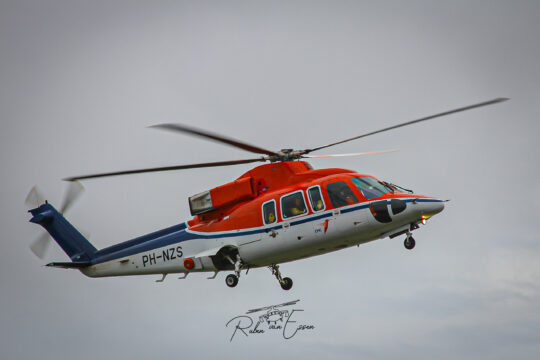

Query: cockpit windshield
[[352, 177, 393, 200]]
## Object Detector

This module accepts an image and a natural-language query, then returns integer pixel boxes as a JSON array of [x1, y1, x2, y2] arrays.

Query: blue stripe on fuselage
[[93, 223, 188, 263], [91, 198, 443, 264]]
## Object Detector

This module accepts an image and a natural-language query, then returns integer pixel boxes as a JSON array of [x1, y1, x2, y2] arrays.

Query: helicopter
[[26, 98, 507, 290]]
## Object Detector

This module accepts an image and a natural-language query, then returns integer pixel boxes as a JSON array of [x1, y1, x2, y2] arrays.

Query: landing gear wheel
[[269, 264, 293, 291], [280, 277, 293, 291], [225, 274, 238, 288], [404, 236, 416, 250]]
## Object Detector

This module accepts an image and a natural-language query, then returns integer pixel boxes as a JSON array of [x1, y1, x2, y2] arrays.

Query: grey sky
[[1, 1, 539, 359]]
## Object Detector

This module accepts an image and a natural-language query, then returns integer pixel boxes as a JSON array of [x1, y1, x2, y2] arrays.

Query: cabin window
[[352, 177, 391, 200], [262, 200, 277, 224], [326, 181, 358, 208], [281, 191, 307, 219], [307, 186, 325, 212]]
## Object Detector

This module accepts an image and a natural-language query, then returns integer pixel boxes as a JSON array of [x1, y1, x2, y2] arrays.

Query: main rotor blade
[[303, 149, 401, 158], [150, 123, 278, 157], [64, 158, 267, 181], [305, 97, 509, 154]]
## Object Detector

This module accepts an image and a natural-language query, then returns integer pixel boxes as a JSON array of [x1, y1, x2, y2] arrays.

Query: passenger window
[[262, 200, 277, 224], [308, 186, 325, 212], [281, 191, 307, 219], [326, 181, 358, 208]]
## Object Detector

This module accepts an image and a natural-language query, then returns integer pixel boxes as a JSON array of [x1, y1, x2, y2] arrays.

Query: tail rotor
[[25, 185, 46, 209], [60, 181, 84, 214], [30, 233, 51, 259], [26, 181, 85, 259]]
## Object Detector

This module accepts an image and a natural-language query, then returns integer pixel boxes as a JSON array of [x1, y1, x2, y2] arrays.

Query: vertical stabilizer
[[29, 203, 96, 262]]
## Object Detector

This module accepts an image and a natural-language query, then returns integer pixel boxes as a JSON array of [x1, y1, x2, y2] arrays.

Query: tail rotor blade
[[25, 185, 46, 208], [60, 181, 84, 213], [30, 233, 51, 259], [27, 182, 86, 259]]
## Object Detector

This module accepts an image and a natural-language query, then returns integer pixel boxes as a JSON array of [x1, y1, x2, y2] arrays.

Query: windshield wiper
[[378, 181, 395, 193], [382, 181, 413, 194]]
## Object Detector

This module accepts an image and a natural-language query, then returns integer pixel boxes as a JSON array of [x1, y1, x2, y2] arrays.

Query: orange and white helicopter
[[26, 98, 507, 290]]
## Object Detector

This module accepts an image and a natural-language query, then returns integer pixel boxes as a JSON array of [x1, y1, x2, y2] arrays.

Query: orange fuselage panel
[[187, 161, 430, 233]]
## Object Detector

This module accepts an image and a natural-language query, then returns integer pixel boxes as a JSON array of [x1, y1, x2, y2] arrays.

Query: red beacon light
[[184, 258, 195, 270]]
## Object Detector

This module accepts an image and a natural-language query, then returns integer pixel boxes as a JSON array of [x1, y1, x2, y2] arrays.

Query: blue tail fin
[[29, 203, 96, 262]]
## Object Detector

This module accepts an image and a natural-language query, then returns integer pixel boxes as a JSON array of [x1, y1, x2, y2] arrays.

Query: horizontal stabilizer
[[46, 261, 91, 269]]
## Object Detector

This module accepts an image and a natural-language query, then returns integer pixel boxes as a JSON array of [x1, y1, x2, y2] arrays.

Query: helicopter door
[[307, 186, 325, 213], [261, 199, 281, 242], [325, 181, 366, 237], [307, 186, 330, 239]]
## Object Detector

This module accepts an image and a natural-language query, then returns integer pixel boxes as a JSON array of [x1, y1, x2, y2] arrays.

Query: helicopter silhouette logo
[[247, 300, 300, 329], [226, 299, 315, 341]]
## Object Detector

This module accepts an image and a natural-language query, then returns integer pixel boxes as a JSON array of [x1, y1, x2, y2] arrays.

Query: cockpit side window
[[307, 186, 325, 212], [391, 199, 406, 215], [352, 177, 391, 200], [326, 181, 358, 208], [262, 200, 277, 224], [369, 200, 392, 223], [281, 191, 308, 219]]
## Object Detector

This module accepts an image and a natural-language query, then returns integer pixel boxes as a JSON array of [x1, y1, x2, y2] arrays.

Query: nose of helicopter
[[420, 199, 445, 217]]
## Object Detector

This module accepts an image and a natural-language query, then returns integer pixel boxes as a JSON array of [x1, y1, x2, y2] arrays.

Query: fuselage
[[79, 161, 444, 278]]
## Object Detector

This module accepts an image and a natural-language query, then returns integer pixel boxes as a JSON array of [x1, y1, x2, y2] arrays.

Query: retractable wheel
[[225, 274, 239, 288], [280, 277, 293, 290], [404, 236, 416, 250]]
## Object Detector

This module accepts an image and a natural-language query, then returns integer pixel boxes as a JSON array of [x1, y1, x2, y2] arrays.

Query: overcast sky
[[1, 1, 539, 359]]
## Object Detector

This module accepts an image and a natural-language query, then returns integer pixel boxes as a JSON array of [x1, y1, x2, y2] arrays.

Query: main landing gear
[[270, 264, 293, 291], [404, 232, 416, 250], [225, 274, 239, 287], [223, 256, 293, 291], [225, 254, 243, 288]]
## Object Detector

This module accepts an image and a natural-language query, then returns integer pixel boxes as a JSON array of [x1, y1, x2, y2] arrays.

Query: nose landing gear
[[404, 232, 416, 250], [280, 278, 293, 290]]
